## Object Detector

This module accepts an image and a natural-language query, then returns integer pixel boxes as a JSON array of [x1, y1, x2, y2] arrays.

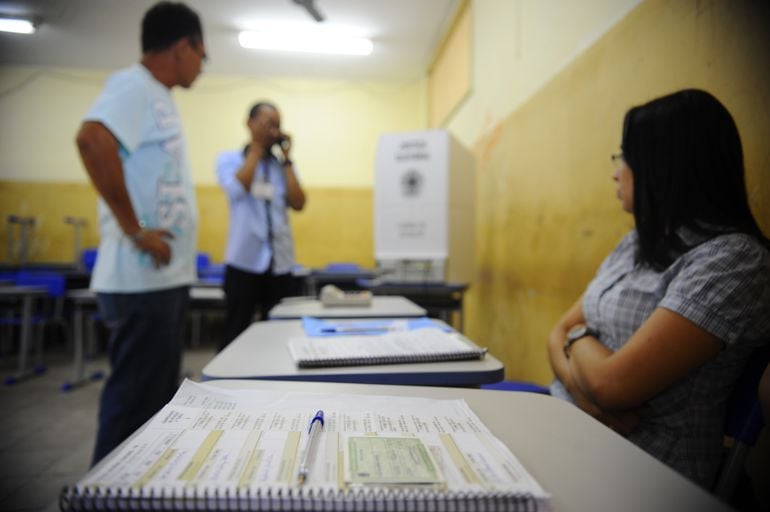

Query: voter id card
[[343, 435, 445, 486]]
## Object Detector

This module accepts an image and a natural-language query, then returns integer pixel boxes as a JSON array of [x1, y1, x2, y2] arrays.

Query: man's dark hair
[[248, 102, 278, 119], [141, 1, 203, 53], [622, 88, 766, 270], [243, 102, 280, 157]]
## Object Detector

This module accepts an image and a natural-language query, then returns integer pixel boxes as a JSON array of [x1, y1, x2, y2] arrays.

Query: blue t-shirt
[[84, 64, 197, 292]]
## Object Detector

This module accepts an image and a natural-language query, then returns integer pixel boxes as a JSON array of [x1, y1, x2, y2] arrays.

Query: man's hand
[[131, 229, 175, 268], [278, 132, 292, 160]]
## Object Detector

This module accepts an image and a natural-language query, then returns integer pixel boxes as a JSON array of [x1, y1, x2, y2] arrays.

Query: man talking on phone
[[216, 102, 306, 351]]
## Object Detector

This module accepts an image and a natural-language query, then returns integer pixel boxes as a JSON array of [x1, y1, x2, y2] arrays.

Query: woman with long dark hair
[[547, 89, 770, 487]]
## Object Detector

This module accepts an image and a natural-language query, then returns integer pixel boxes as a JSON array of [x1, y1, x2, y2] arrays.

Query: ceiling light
[[0, 17, 37, 34], [239, 28, 373, 56]]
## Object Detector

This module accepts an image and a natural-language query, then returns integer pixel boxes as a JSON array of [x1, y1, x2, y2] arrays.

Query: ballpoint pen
[[320, 325, 395, 334], [297, 409, 324, 485]]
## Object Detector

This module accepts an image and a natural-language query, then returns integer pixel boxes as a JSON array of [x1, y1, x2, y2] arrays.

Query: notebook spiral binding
[[60, 485, 538, 511], [296, 349, 487, 368]]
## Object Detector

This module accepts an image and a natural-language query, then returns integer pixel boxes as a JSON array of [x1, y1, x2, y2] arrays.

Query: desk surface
[[268, 295, 426, 319], [66, 285, 223, 303], [205, 379, 728, 512], [202, 319, 504, 386], [359, 280, 469, 294], [0, 285, 48, 297]]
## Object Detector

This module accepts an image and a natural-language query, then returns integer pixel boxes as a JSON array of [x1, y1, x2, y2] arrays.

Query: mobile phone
[[275, 135, 288, 150]]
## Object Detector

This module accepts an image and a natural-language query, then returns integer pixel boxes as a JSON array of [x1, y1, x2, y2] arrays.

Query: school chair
[[3, 271, 69, 384], [81, 247, 98, 272], [196, 251, 224, 285], [481, 380, 551, 394], [324, 262, 361, 272], [713, 345, 770, 501]]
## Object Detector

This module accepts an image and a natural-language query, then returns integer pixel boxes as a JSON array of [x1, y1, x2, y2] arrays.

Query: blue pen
[[320, 325, 394, 334], [297, 410, 324, 485]]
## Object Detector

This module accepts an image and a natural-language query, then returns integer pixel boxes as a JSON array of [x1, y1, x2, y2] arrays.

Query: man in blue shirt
[[75, 1, 205, 464], [216, 102, 306, 350]]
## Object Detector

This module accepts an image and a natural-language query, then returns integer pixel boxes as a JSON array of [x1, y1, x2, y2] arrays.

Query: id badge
[[251, 181, 275, 200]]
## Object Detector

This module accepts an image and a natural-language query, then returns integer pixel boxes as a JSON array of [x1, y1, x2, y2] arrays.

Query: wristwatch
[[563, 324, 600, 358]]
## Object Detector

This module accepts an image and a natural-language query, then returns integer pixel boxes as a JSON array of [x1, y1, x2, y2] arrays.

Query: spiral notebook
[[60, 380, 549, 511], [287, 327, 487, 368]]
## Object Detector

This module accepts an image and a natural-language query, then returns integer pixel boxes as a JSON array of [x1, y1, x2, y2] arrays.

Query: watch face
[[567, 325, 588, 340]]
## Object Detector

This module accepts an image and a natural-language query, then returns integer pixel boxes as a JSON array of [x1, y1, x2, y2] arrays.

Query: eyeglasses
[[610, 152, 624, 165], [187, 37, 208, 63], [256, 117, 280, 132]]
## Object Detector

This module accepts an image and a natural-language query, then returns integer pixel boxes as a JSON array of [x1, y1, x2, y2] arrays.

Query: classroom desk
[[205, 379, 729, 512], [0, 285, 48, 384], [268, 295, 426, 320], [358, 280, 469, 331], [0, 263, 91, 289], [302, 267, 379, 294], [202, 319, 504, 386], [64, 285, 226, 390]]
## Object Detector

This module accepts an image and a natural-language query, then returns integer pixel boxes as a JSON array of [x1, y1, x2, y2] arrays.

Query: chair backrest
[[481, 380, 551, 394], [724, 345, 770, 444], [196, 252, 211, 273], [324, 262, 360, 272], [0, 271, 18, 284], [81, 248, 98, 272], [713, 344, 770, 500], [15, 271, 66, 298]]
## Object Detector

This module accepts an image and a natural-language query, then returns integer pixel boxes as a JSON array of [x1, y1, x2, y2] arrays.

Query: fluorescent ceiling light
[[0, 17, 36, 34], [239, 27, 373, 56]]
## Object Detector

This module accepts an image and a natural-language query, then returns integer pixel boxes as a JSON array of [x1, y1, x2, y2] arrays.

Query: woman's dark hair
[[141, 2, 203, 54], [621, 88, 766, 269]]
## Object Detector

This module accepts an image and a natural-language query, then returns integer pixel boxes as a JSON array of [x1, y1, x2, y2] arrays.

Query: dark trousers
[[91, 286, 189, 466], [221, 265, 296, 351]]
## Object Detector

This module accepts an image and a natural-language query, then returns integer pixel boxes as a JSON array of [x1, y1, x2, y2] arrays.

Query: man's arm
[[235, 144, 263, 192], [75, 121, 173, 266], [282, 161, 306, 210], [276, 134, 305, 210]]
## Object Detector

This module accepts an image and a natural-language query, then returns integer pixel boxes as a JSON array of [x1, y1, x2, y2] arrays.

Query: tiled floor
[[0, 337, 217, 512]]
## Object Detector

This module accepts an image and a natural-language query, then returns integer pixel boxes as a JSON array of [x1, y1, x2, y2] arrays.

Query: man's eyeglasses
[[610, 152, 624, 165], [187, 37, 208, 63]]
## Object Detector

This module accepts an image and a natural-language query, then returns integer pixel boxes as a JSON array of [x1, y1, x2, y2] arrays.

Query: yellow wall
[[0, 181, 374, 267], [0, 68, 424, 264], [463, 0, 770, 384], [3, 2, 768, 390]]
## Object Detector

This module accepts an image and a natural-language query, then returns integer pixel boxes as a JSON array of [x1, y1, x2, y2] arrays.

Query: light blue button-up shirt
[[216, 150, 296, 274]]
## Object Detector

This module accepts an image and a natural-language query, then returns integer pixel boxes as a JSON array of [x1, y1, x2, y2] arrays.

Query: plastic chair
[[324, 262, 361, 272], [713, 345, 770, 500], [196, 252, 224, 284], [0, 271, 20, 353], [481, 380, 551, 394], [196, 252, 211, 273], [81, 248, 98, 272], [3, 271, 69, 384]]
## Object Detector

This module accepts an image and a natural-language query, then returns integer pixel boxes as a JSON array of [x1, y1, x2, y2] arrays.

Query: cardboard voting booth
[[374, 130, 474, 283]]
